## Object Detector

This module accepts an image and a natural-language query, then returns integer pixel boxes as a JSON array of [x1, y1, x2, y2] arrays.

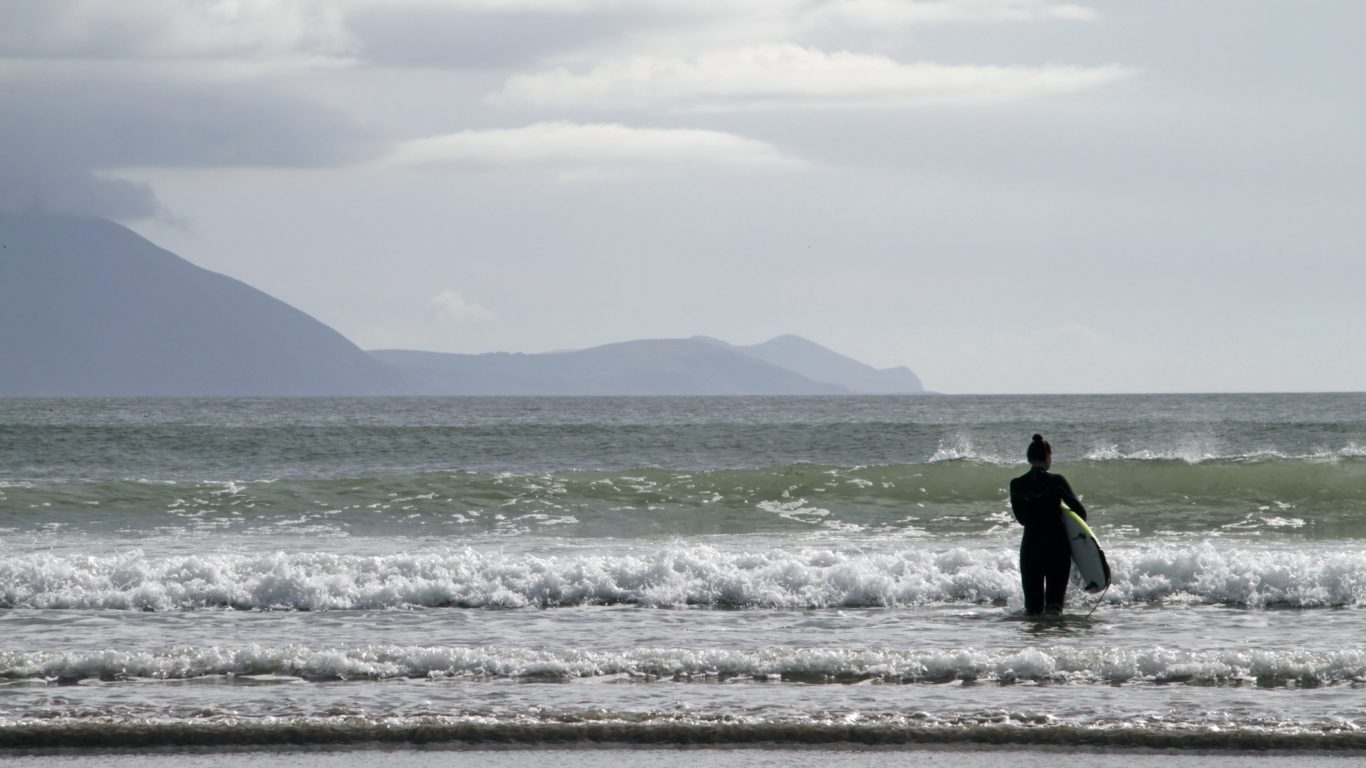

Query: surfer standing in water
[[1010, 434, 1087, 615]]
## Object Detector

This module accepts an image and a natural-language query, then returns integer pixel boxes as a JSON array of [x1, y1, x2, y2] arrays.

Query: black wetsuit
[[1009, 466, 1087, 615]]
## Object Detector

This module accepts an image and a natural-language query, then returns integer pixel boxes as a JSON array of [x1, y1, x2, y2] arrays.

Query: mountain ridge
[[738, 334, 924, 394], [370, 335, 926, 396], [0, 214, 927, 396], [369, 338, 848, 396]]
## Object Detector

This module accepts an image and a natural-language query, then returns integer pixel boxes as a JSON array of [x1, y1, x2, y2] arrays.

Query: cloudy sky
[[3, 0, 1363, 393]]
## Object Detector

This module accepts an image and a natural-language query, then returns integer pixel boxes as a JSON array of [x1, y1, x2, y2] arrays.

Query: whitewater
[[3, 394, 1366, 753]]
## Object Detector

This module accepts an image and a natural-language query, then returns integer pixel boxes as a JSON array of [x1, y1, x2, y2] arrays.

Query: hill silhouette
[[0, 214, 926, 396], [372, 336, 925, 395], [738, 334, 924, 394], [0, 214, 404, 396], [370, 339, 846, 395]]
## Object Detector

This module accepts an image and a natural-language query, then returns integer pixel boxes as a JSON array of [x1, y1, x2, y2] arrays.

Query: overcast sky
[[3, 1, 1363, 394]]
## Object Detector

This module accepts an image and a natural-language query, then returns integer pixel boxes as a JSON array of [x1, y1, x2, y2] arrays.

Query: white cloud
[[403, 0, 1102, 62], [0, 1, 1103, 71], [387, 122, 809, 178], [493, 44, 1133, 112], [426, 289, 495, 322], [346, 0, 627, 11], [0, 1, 1106, 81], [348, 0, 1097, 25], [801, 0, 1099, 27]]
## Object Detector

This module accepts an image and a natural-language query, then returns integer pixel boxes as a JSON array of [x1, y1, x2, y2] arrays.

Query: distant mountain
[[738, 334, 924, 394], [0, 214, 405, 396], [370, 338, 847, 395], [372, 335, 926, 396], [0, 214, 928, 397]]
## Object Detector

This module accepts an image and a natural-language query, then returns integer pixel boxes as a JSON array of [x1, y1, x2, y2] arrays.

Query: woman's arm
[[1008, 477, 1028, 525], [1056, 475, 1087, 520]]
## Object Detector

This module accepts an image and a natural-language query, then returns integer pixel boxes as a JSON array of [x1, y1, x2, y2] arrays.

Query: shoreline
[[5, 721, 1366, 754], [5, 745, 1366, 768]]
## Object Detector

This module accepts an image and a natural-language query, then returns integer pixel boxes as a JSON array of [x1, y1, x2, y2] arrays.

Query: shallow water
[[3, 395, 1366, 750]]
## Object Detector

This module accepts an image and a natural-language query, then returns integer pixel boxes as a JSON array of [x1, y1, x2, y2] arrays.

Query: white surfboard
[[1062, 504, 1111, 593]]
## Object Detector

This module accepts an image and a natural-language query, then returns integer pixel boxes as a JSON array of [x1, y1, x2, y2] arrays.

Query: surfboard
[[1062, 504, 1111, 593]]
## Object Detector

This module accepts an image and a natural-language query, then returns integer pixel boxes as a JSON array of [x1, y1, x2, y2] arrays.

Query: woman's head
[[1026, 433, 1052, 467]]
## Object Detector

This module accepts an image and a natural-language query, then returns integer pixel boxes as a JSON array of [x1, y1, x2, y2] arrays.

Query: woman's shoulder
[[1046, 471, 1073, 489], [1011, 468, 1048, 489], [1017, 469, 1069, 486]]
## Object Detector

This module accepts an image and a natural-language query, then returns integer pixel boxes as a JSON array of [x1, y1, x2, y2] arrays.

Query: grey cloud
[[2, 76, 372, 168], [0, 75, 375, 218], [0, 154, 162, 220], [0, 1, 349, 61], [0, 6, 178, 60]]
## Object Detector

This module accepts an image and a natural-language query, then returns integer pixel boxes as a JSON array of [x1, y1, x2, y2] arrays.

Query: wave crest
[[3, 542, 1365, 611], [5, 643, 1365, 687]]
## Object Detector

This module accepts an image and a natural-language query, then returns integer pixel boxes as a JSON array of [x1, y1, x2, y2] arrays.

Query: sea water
[[2, 394, 1365, 752]]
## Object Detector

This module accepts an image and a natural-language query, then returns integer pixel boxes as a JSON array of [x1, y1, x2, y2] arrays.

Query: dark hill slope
[[0, 214, 404, 396]]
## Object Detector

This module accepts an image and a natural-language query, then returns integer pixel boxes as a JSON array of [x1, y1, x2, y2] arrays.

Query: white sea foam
[[1083, 443, 1366, 464], [1083, 443, 1221, 463], [1114, 542, 1366, 607], [927, 437, 1012, 465], [1, 541, 1364, 611], [4, 644, 1365, 687], [756, 499, 831, 523]]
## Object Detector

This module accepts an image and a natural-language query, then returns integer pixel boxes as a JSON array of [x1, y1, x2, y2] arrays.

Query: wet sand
[[7, 747, 1365, 768]]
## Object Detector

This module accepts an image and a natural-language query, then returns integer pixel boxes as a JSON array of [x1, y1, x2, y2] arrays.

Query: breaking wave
[[3, 542, 1365, 611], [6, 644, 1366, 687]]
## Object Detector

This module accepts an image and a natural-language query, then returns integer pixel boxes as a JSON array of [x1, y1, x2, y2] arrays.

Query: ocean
[[2, 394, 1365, 757]]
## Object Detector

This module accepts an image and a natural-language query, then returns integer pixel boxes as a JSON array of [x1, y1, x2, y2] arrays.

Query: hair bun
[[1032, 434, 1044, 443]]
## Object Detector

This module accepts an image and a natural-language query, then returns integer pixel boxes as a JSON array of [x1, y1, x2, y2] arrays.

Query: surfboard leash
[[1086, 583, 1111, 618]]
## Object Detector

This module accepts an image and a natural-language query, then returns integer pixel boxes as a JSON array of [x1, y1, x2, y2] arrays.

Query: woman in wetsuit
[[1009, 434, 1087, 615]]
